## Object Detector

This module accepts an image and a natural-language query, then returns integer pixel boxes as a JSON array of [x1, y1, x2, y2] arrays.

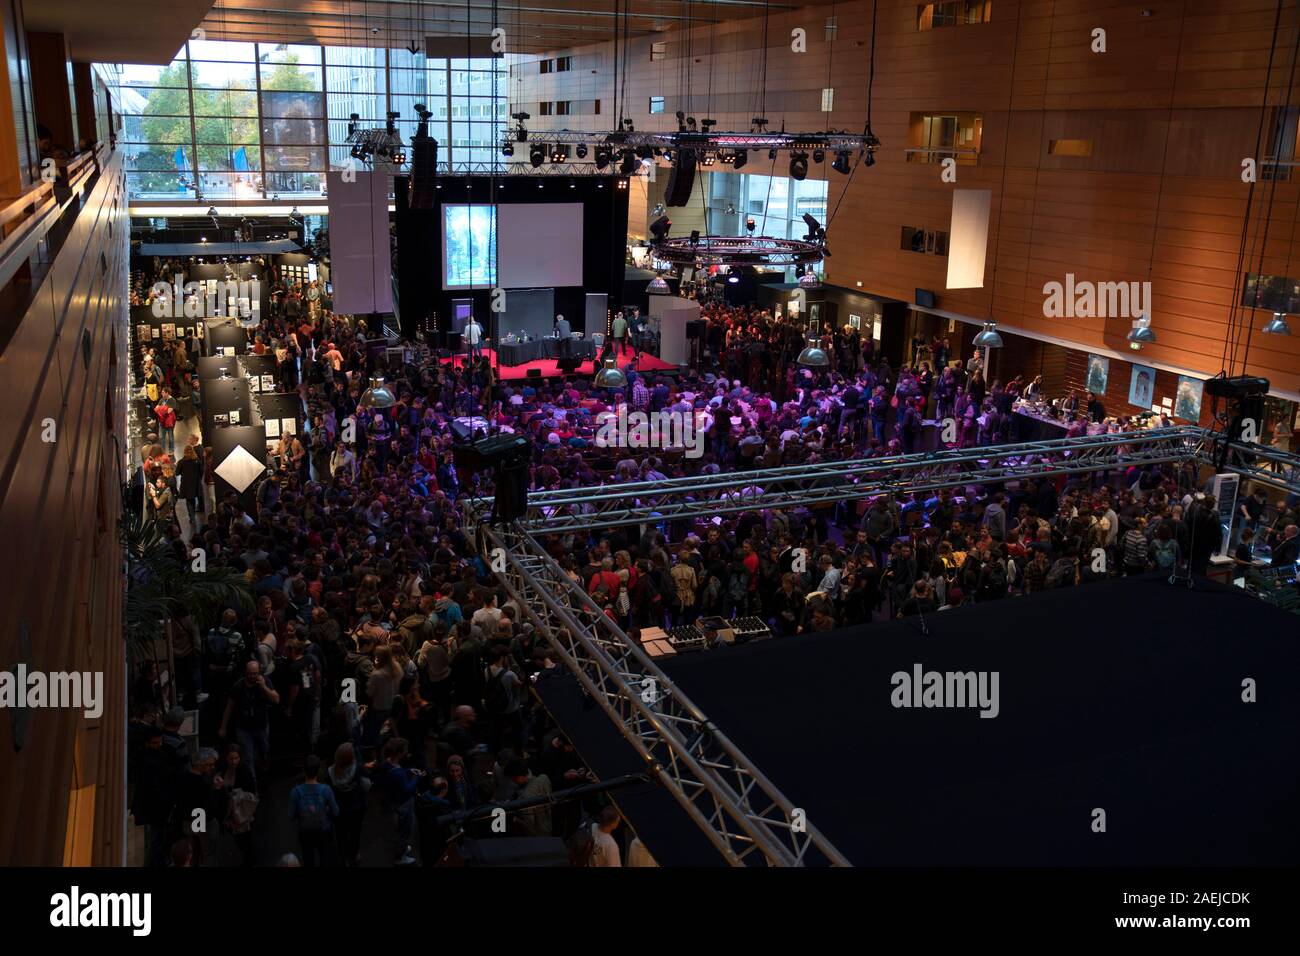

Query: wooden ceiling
[[194, 0, 795, 56]]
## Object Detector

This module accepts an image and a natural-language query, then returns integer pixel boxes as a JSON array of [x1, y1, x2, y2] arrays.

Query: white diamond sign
[[215, 443, 265, 493]]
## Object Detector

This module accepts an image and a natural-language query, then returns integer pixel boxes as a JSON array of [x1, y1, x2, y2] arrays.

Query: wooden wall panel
[[0, 151, 129, 865], [516, 0, 1300, 397]]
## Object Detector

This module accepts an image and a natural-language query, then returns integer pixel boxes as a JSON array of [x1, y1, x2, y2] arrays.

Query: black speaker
[[664, 150, 696, 207], [526, 367, 543, 379], [408, 137, 439, 210], [556, 356, 583, 373]]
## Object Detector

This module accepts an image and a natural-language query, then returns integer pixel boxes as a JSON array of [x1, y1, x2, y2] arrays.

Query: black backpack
[[483, 665, 510, 715]]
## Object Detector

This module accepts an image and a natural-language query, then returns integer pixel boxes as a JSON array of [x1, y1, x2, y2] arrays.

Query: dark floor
[[543, 575, 1300, 866]]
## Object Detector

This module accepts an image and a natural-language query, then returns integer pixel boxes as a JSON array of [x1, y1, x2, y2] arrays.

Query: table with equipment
[[497, 336, 596, 367]]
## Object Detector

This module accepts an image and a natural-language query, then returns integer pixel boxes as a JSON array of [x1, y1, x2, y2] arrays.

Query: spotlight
[[501, 143, 514, 157], [649, 215, 672, 240], [619, 150, 638, 175], [813, 149, 825, 164], [799, 269, 821, 290], [576, 144, 588, 159], [550, 145, 568, 163], [594, 146, 612, 169], [789, 152, 809, 181], [864, 150, 876, 167], [745, 217, 756, 233], [569, 178, 576, 188], [733, 150, 748, 171], [831, 150, 851, 174], [529, 143, 546, 168], [206, 205, 218, 218], [701, 153, 716, 167], [768, 148, 778, 160]]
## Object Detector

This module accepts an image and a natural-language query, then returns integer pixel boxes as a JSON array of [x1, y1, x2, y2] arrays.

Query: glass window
[[649, 96, 665, 114]]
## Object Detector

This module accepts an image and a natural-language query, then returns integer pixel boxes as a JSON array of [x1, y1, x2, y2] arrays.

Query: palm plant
[[120, 509, 253, 661]]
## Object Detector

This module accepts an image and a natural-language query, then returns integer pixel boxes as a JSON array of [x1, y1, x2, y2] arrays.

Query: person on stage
[[463, 315, 484, 364], [554, 313, 571, 360]]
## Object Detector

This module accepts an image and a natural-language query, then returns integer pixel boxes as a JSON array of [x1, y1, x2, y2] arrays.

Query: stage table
[[1013, 407, 1071, 443], [498, 336, 596, 366]]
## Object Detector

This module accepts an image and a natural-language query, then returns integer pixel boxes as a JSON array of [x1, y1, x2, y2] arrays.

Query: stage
[[536, 575, 1300, 866], [439, 346, 677, 382]]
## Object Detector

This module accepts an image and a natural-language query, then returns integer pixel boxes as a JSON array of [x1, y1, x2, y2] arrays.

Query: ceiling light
[[529, 143, 545, 168], [647, 273, 671, 294], [576, 144, 588, 159], [813, 149, 825, 164], [594, 356, 628, 388], [501, 143, 514, 157], [358, 376, 396, 408], [831, 150, 851, 174], [1126, 315, 1157, 345], [733, 150, 748, 170], [797, 334, 829, 367], [1263, 311, 1292, 335], [973, 322, 1004, 348], [798, 269, 821, 289]]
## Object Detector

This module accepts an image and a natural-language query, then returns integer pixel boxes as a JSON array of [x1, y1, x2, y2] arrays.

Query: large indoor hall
[[0, 0, 1297, 938]]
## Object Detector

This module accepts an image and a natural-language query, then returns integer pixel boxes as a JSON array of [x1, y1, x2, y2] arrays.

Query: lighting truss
[[436, 163, 622, 177], [467, 427, 1300, 535], [504, 127, 879, 157], [651, 234, 825, 268], [480, 522, 851, 868], [344, 127, 407, 172]]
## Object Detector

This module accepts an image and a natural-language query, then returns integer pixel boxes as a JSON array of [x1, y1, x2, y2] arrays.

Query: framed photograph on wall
[[196, 322, 205, 339], [807, 318, 820, 334], [1085, 354, 1109, 394], [228, 410, 241, 425], [261, 375, 276, 393], [281, 418, 297, 435], [848, 314, 862, 330], [265, 419, 280, 438], [1128, 364, 1156, 408], [1174, 375, 1204, 422]]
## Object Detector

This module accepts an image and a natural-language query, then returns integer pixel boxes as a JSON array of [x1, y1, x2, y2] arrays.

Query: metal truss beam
[[466, 427, 1300, 535], [483, 524, 850, 867], [467, 427, 1203, 534], [506, 128, 879, 154]]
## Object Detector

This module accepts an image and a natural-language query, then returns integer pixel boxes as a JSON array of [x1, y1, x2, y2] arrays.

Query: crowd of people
[[127, 262, 1300, 868]]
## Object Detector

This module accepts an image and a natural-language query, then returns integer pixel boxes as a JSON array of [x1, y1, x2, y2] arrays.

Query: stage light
[[501, 143, 514, 157], [973, 322, 1004, 349], [1264, 311, 1293, 335], [550, 145, 569, 163], [733, 150, 748, 170], [576, 144, 588, 159], [206, 205, 218, 218], [789, 152, 809, 181], [619, 150, 638, 175], [813, 149, 825, 164], [864, 150, 876, 167], [745, 217, 756, 232], [831, 150, 851, 174], [768, 148, 778, 160], [799, 269, 821, 290], [701, 153, 716, 167], [594, 146, 612, 169], [529, 143, 545, 168], [727, 275, 740, 284], [569, 178, 576, 188], [649, 215, 672, 240]]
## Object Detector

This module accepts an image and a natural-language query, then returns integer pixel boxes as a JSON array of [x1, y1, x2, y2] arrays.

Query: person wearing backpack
[[204, 609, 246, 715], [1150, 523, 1180, 576], [483, 647, 522, 752], [289, 755, 338, 867]]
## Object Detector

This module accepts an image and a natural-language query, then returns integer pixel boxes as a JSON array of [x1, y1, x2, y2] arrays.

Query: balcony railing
[[905, 146, 980, 165]]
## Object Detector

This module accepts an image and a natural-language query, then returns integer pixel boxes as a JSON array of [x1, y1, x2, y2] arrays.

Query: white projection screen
[[497, 203, 584, 288]]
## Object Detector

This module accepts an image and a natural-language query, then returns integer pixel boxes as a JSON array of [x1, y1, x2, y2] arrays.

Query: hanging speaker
[[408, 137, 439, 210], [664, 149, 696, 207]]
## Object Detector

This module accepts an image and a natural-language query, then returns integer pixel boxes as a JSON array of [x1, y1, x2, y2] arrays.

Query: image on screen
[[443, 205, 497, 288]]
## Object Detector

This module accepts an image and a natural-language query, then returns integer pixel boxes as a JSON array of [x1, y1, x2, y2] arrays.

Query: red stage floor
[[439, 347, 676, 381]]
